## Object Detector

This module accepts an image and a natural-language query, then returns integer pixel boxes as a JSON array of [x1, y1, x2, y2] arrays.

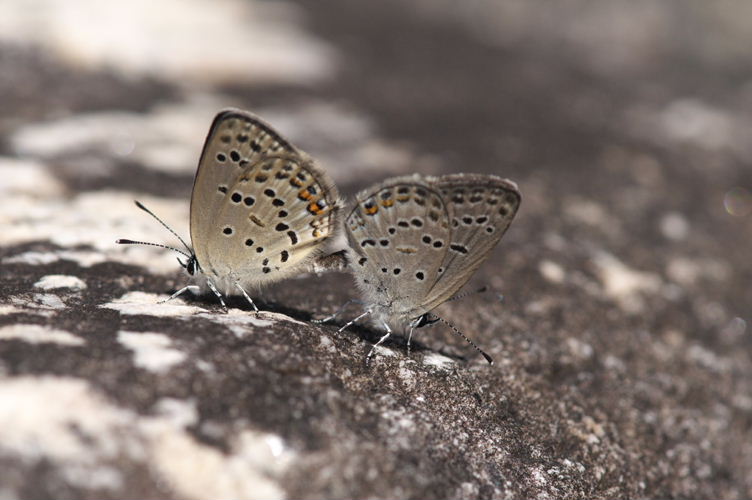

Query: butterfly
[[331, 173, 520, 363], [118, 108, 341, 311]]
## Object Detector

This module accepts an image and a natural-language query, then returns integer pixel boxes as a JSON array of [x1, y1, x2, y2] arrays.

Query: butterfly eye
[[414, 314, 439, 329], [187, 257, 199, 276]]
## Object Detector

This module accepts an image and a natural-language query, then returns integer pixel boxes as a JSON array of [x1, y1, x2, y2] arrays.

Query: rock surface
[[1, 0, 751, 498]]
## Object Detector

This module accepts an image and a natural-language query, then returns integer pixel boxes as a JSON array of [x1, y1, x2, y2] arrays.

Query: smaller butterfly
[[118, 108, 341, 311], [322, 173, 520, 363]]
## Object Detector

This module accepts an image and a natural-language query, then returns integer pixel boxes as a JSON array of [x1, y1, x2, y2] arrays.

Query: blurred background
[[1, 0, 751, 282], [0, 0, 750, 498]]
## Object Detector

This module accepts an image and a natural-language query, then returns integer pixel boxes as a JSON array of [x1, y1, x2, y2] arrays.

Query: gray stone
[[0, 0, 750, 498]]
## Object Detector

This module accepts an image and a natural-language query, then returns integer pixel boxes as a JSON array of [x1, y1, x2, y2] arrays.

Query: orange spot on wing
[[299, 189, 313, 200], [308, 201, 323, 215], [249, 214, 265, 227], [396, 247, 417, 254]]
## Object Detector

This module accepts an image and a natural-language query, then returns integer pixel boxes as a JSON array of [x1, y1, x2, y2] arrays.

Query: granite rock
[[0, 0, 750, 498]]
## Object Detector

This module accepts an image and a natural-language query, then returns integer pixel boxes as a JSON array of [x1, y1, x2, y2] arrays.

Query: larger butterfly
[[118, 108, 341, 311], [336, 173, 520, 362]]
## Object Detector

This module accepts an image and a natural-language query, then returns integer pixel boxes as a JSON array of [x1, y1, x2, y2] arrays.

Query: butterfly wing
[[346, 175, 451, 317], [190, 109, 295, 267], [419, 174, 520, 311], [190, 109, 339, 287], [206, 154, 339, 286]]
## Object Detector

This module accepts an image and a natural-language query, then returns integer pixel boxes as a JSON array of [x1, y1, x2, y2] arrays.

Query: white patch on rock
[[0, 377, 291, 499], [566, 338, 594, 360], [659, 212, 689, 241], [732, 394, 752, 412], [422, 352, 455, 368], [0, 377, 133, 489], [530, 466, 549, 487], [11, 102, 222, 174], [2, 251, 60, 266], [666, 256, 730, 286], [565, 199, 612, 228], [0, 305, 23, 316], [154, 398, 199, 428], [371, 345, 398, 360], [6, 298, 53, 318], [0, 157, 65, 197], [720, 317, 747, 343], [145, 425, 290, 500], [196, 360, 215, 373], [118, 331, 187, 373], [0, 189, 188, 275], [539, 260, 565, 284], [3, 249, 146, 269], [200, 309, 274, 338], [0, 324, 84, 346], [397, 367, 416, 389], [202, 308, 272, 327], [591, 252, 662, 313], [34, 275, 88, 291], [31, 294, 66, 310], [0, 0, 335, 87], [264, 434, 287, 459], [257, 311, 307, 326], [659, 98, 736, 151], [626, 97, 752, 158], [603, 355, 625, 372], [318, 335, 337, 353], [102, 292, 207, 317], [666, 257, 701, 286], [199, 309, 305, 337], [687, 343, 730, 373]]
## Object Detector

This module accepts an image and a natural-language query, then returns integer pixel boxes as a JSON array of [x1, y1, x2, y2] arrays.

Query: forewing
[[421, 174, 521, 311], [346, 176, 450, 316], [190, 109, 296, 268], [202, 154, 339, 286]]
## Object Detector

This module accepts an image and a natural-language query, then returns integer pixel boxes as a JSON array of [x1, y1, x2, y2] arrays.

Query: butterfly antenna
[[447, 286, 488, 303], [132, 200, 193, 254], [431, 314, 493, 365], [116, 238, 192, 259]]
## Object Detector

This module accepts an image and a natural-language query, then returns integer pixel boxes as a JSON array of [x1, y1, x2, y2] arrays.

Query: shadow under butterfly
[[317, 173, 521, 365], [117, 108, 343, 311]]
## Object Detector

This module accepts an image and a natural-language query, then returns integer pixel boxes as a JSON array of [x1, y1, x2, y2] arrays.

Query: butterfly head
[[177, 254, 201, 276], [412, 313, 440, 329]]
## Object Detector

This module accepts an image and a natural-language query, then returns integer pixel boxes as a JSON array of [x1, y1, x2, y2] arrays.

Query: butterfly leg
[[312, 299, 365, 324], [366, 321, 393, 364], [234, 283, 259, 313], [406, 326, 416, 357], [159, 285, 201, 304], [337, 309, 371, 333], [205, 279, 228, 312]]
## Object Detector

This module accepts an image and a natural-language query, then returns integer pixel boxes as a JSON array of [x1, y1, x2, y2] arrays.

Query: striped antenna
[[430, 314, 493, 365]]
